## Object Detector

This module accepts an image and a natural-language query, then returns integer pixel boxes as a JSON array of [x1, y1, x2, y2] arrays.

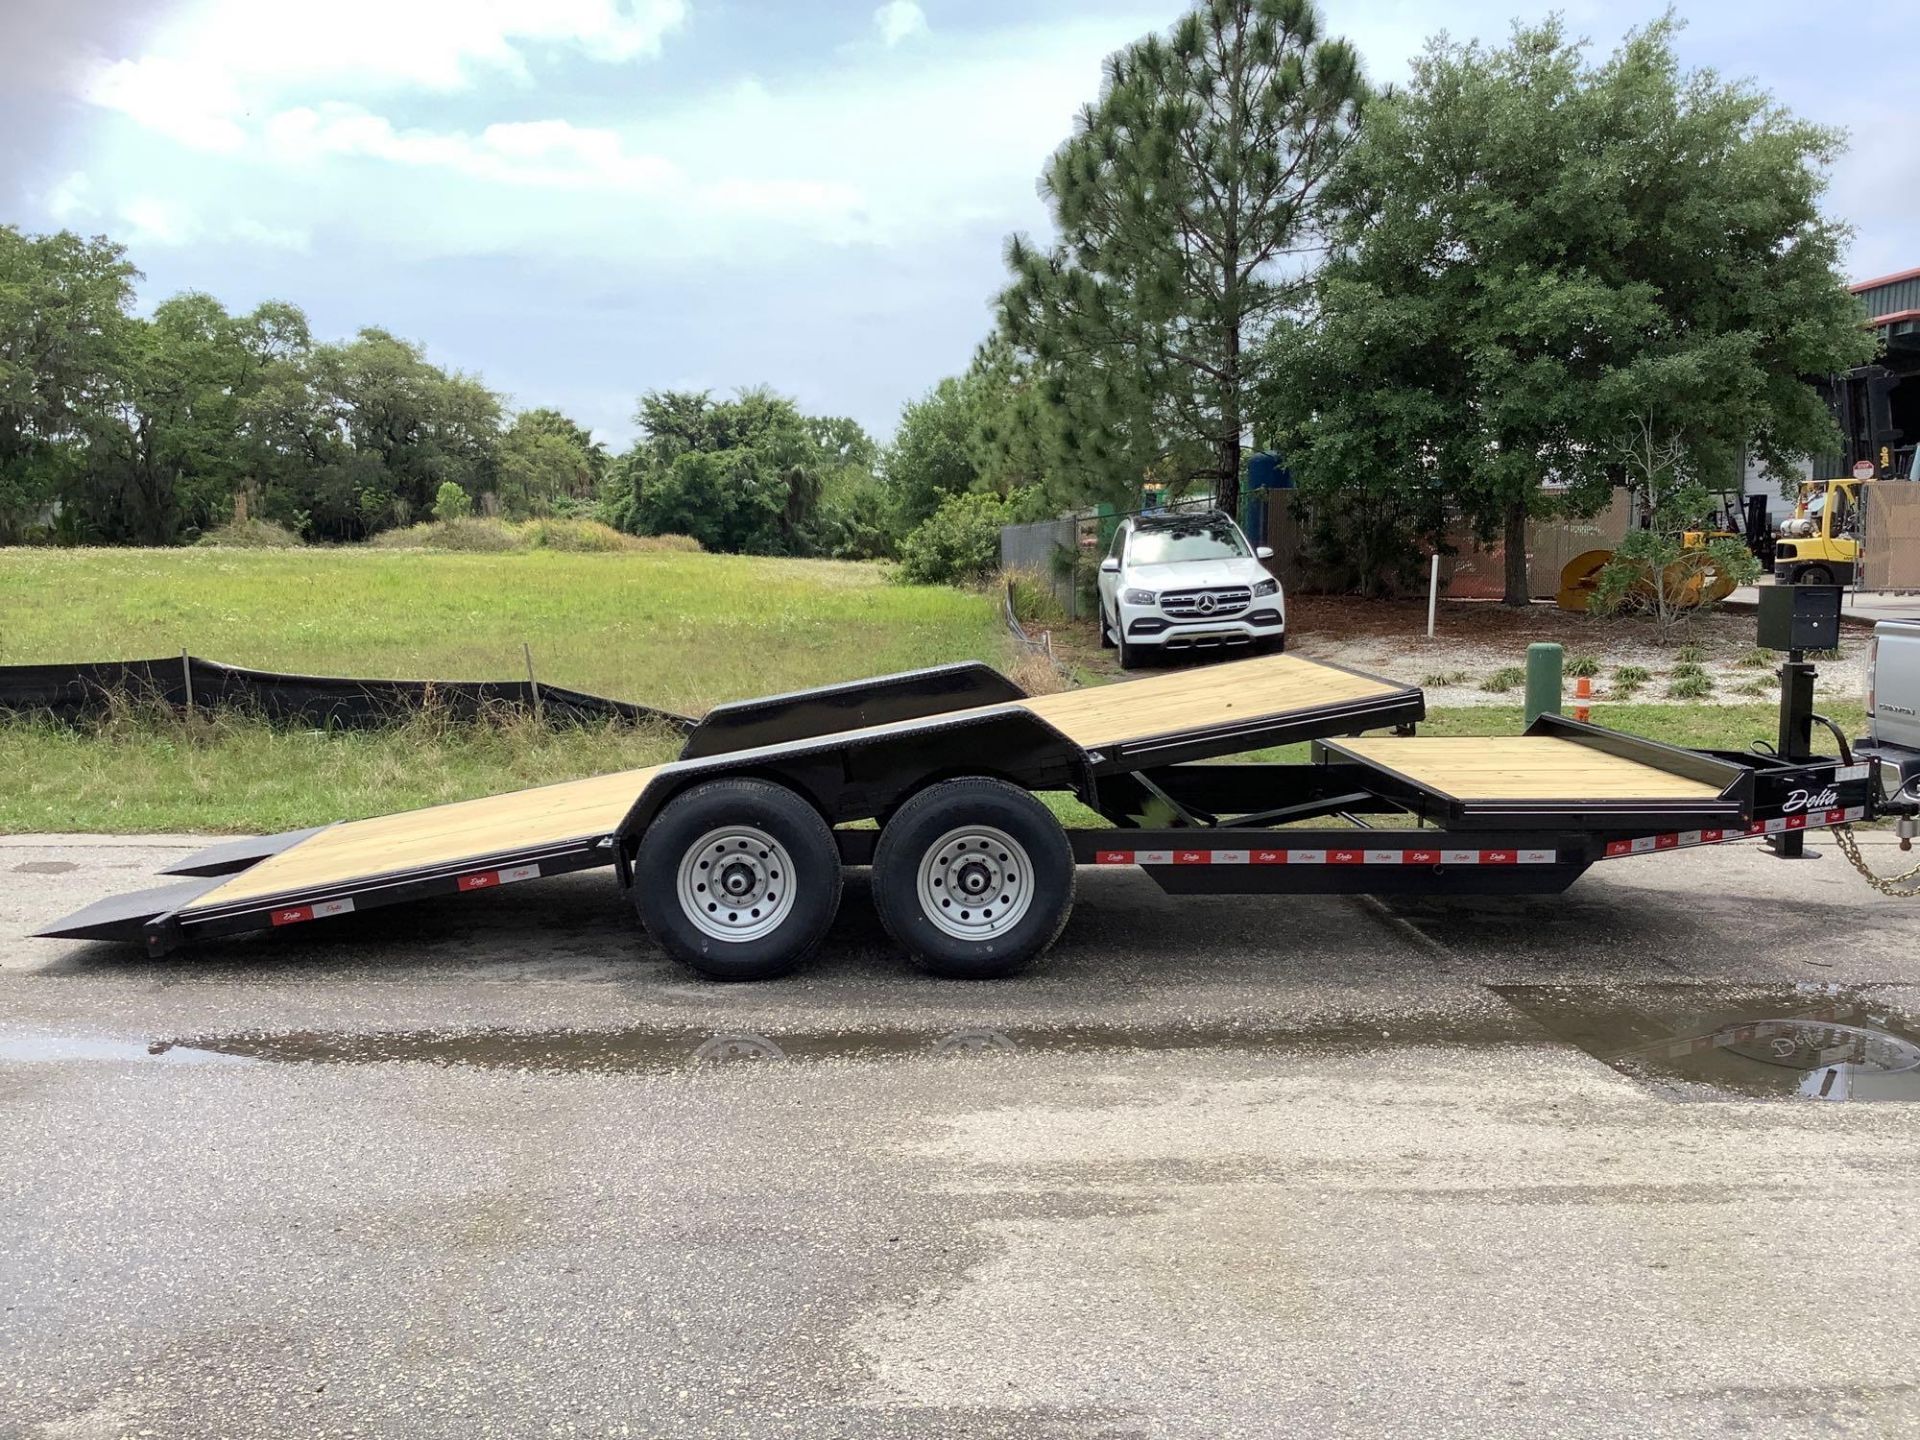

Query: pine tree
[[1000, 0, 1363, 515]]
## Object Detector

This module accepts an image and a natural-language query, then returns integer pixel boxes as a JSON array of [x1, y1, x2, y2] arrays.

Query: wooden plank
[[1330, 737, 1719, 800], [186, 766, 663, 909], [1018, 654, 1397, 748]]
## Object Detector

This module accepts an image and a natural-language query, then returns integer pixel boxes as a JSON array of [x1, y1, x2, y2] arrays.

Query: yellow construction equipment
[[1556, 540, 1739, 614]]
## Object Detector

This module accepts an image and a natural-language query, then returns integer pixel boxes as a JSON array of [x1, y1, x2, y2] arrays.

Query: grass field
[[0, 547, 1002, 716]]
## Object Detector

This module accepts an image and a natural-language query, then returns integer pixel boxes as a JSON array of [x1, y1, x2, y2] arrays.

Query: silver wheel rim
[[916, 825, 1033, 940], [676, 826, 796, 943]]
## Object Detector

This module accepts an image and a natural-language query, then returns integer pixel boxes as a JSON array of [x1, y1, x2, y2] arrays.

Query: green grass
[[0, 700, 1868, 835], [0, 710, 687, 835], [0, 546, 1002, 719]]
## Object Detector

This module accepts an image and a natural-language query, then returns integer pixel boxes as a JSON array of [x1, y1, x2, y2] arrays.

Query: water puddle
[[166, 1013, 1525, 1074], [1495, 983, 1920, 1102], [10, 987, 1916, 1099]]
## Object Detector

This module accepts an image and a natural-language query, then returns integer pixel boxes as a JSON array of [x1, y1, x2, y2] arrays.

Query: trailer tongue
[[34, 652, 1891, 979]]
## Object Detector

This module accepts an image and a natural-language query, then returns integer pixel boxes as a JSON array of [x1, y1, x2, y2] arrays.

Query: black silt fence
[[0, 656, 695, 733]]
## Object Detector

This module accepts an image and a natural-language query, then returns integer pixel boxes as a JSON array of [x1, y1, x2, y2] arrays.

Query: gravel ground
[[1052, 595, 1874, 706], [5, 832, 1920, 1438]]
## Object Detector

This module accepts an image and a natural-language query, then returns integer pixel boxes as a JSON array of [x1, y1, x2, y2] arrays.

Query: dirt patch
[[1038, 594, 1869, 705]]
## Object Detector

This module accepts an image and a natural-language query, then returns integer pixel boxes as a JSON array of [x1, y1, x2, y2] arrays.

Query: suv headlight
[[1122, 588, 1158, 606], [1252, 578, 1278, 598]]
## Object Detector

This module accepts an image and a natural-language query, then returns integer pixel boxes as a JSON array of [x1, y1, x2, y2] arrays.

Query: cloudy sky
[[4, 0, 1915, 443]]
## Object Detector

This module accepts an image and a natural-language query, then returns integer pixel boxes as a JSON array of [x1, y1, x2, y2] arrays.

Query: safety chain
[[1833, 825, 1920, 898]]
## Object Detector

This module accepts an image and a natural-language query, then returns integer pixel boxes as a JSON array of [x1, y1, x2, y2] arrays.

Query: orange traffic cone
[[1574, 674, 1592, 722]]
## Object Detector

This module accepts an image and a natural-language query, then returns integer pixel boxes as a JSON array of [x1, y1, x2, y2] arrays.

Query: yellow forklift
[[1775, 363, 1919, 586]]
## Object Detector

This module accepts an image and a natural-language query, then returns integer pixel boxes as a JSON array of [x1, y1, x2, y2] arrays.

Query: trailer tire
[[872, 777, 1075, 979], [633, 778, 841, 981]]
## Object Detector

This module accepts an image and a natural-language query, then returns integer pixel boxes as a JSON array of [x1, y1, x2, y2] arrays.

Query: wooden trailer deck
[[1326, 736, 1723, 801], [1016, 655, 1396, 749], [185, 766, 666, 909], [177, 654, 1408, 914]]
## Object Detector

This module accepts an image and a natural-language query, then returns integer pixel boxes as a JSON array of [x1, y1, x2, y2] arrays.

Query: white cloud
[[116, 195, 195, 246], [58, 7, 1157, 265], [45, 171, 94, 221], [261, 104, 864, 227], [873, 1, 928, 48], [82, 0, 688, 149]]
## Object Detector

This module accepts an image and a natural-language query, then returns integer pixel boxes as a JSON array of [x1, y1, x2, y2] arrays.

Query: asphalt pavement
[[5, 832, 1920, 1438]]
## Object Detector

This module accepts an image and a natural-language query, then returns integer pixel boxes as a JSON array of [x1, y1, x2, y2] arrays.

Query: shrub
[[370, 518, 518, 552], [632, 532, 703, 553], [1480, 665, 1526, 694], [1612, 663, 1651, 700], [1736, 676, 1776, 696], [195, 518, 303, 549], [1669, 661, 1707, 680], [1734, 647, 1774, 669], [1419, 669, 1471, 687], [896, 490, 1036, 587], [433, 482, 475, 522], [1667, 672, 1713, 699], [521, 518, 640, 552], [1566, 654, 1601, 678], [1005, 570, 1065, 626], [1674, 643, 1706, 664], [367, 520, 703, 554]]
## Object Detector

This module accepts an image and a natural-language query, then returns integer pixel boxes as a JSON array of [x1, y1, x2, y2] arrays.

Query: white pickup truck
[[1862, 620, 1920, 797]]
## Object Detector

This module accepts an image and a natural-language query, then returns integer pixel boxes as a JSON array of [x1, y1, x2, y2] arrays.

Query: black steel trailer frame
[[34, 659, 1889, 971]]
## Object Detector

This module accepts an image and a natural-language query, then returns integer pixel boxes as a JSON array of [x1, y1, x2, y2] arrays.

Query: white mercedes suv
[[1096, 509, 1284, 669]]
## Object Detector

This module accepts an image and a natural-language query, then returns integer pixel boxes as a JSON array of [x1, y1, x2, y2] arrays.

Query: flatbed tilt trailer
[[37, 653, 1897, 980]]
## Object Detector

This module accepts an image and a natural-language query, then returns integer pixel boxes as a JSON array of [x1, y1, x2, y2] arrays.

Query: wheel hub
[[675, 826, 798, 943], [916, 825, 1035, 941]]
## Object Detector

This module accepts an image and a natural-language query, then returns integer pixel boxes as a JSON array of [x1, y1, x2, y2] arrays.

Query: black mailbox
[[1756, 584, 1841, 652]]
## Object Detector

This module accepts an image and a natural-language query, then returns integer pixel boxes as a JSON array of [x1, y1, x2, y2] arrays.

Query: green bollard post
[[1524, 643, 1563, 727]]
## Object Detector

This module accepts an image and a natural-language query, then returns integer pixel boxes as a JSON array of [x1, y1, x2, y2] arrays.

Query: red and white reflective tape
[[456, 862, 542, 892], [1602, 805, 1867, 860], [1092, 846, 1557, 867], [269, 898, 355, 927]]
